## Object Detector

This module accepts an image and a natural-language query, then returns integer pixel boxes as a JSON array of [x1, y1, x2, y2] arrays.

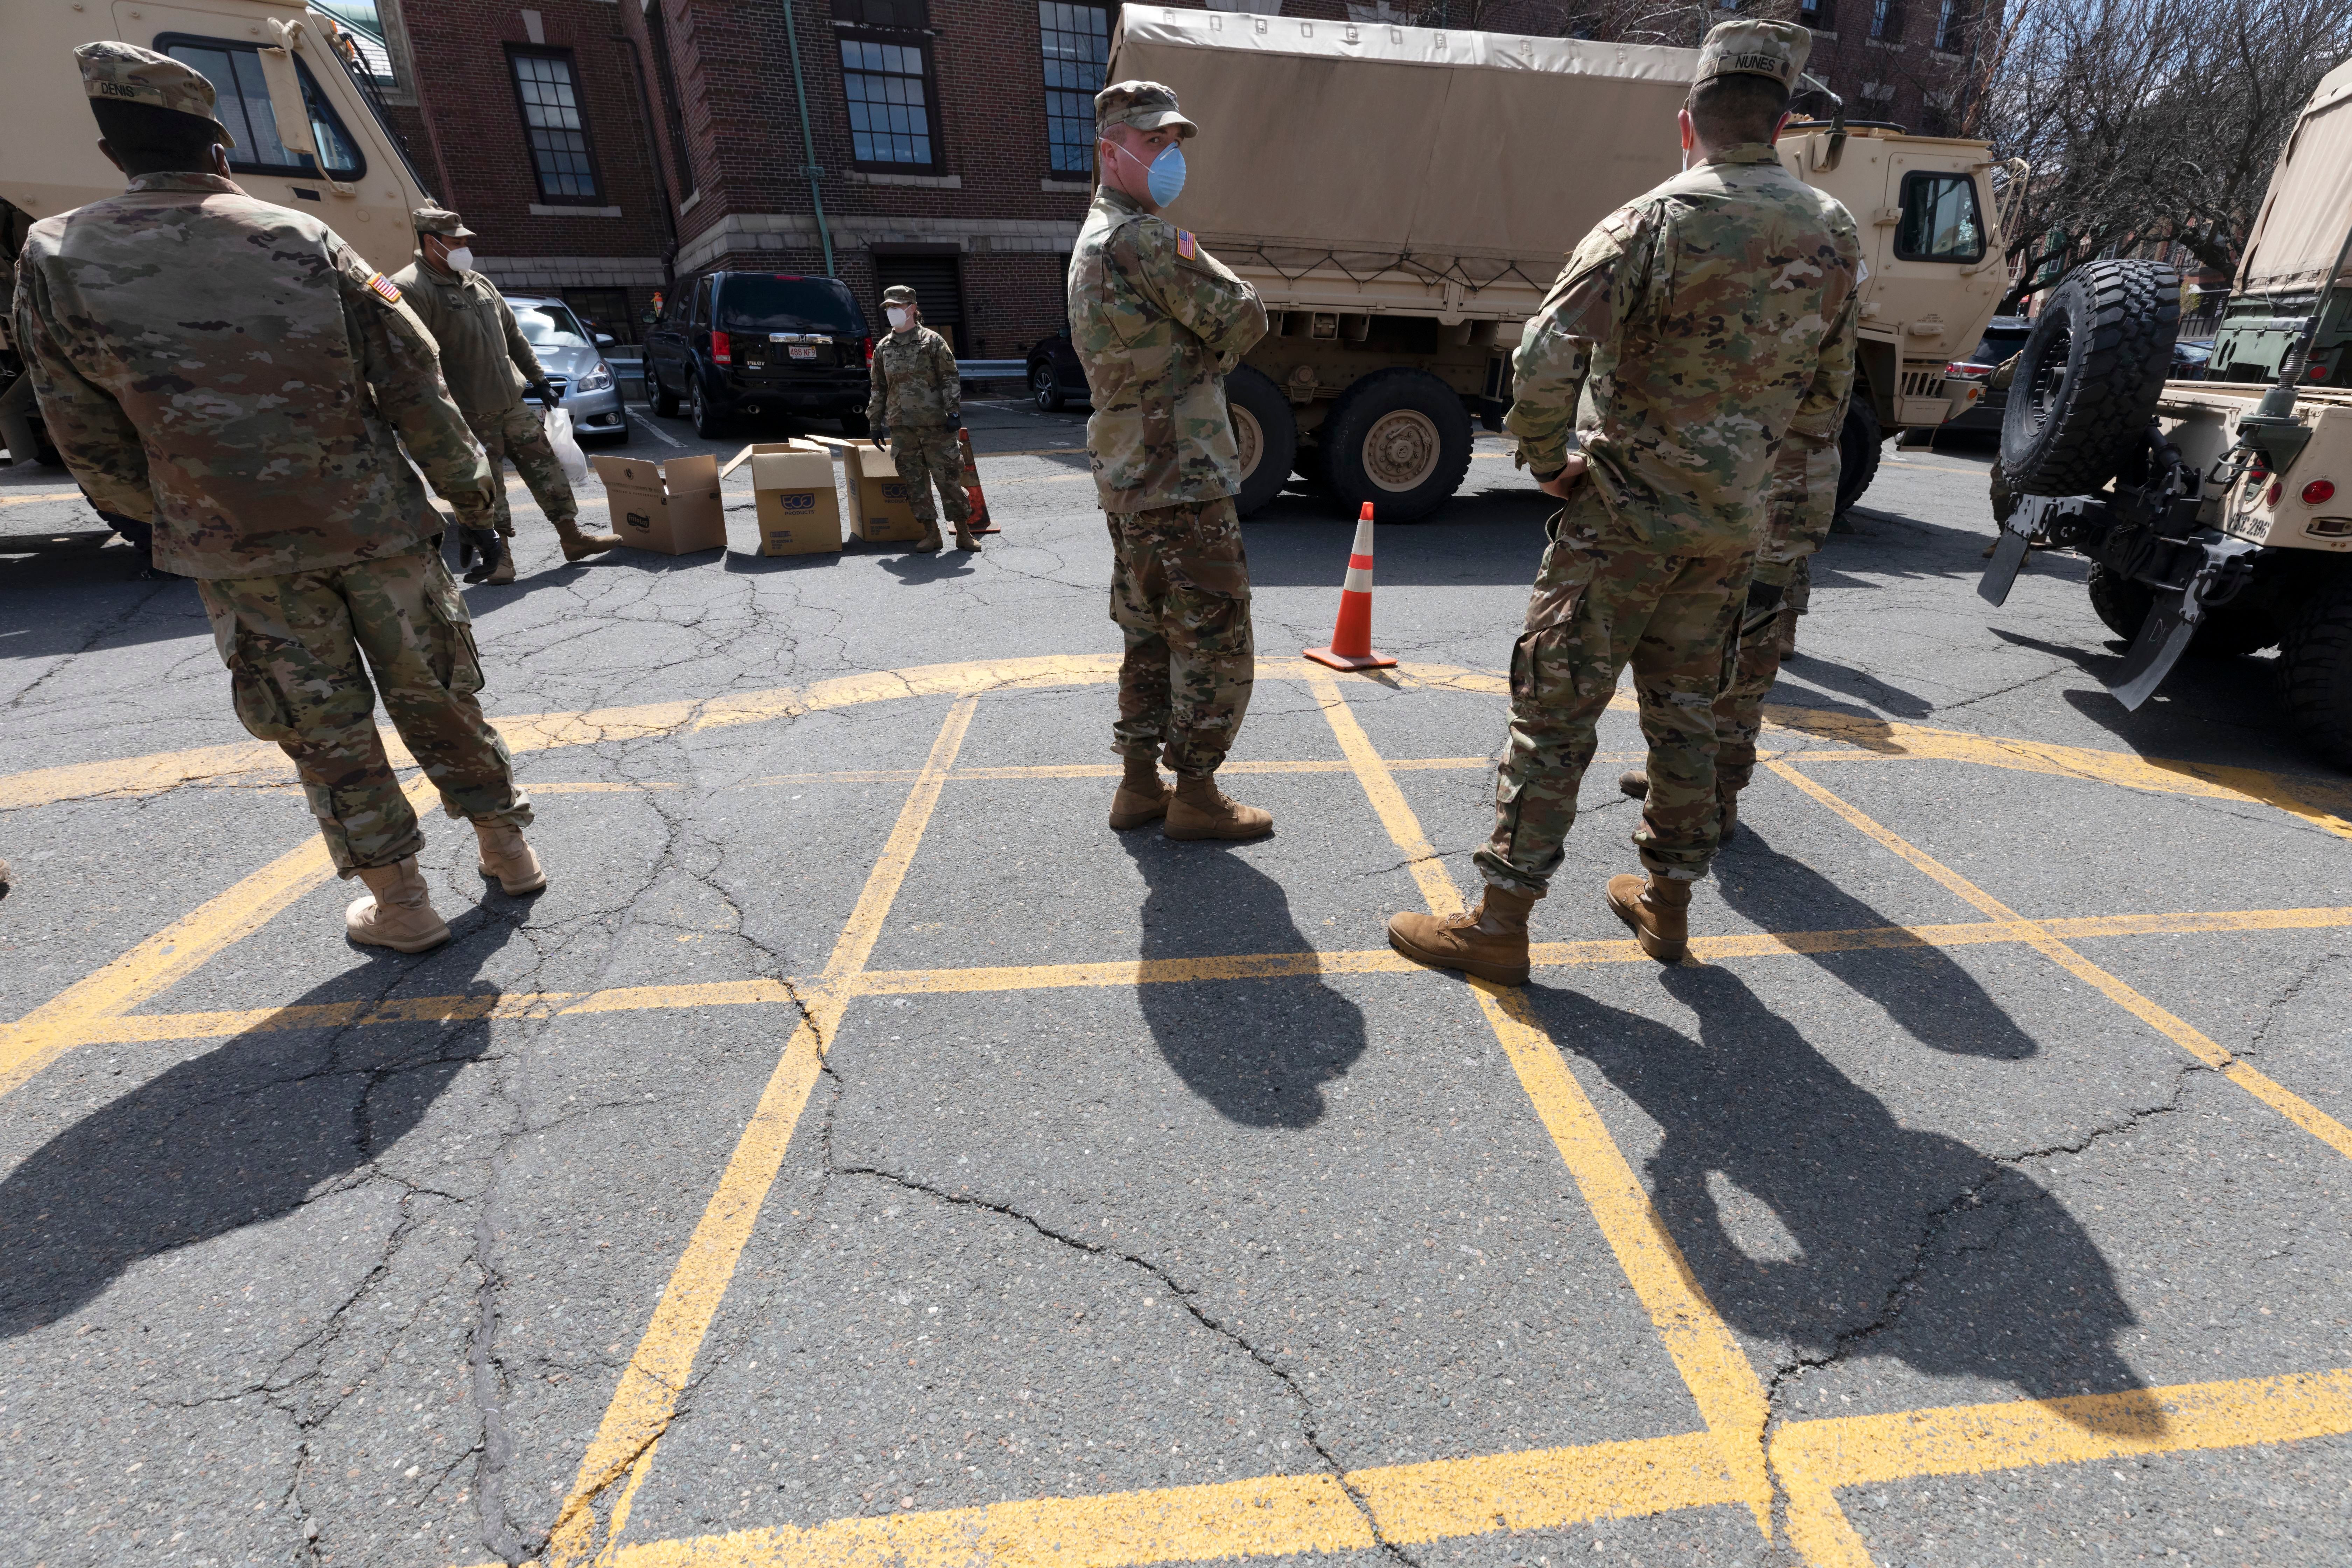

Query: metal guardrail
[[958, 360, 1029, 380]]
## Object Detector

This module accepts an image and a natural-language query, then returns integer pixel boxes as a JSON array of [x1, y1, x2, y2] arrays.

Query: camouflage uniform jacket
[[867, 324, 960, 429], [389, 258, 544, 415], [1507, 144, 1860, 556], [1067, 187, 1268, 513], [13, 173, 491, 581]]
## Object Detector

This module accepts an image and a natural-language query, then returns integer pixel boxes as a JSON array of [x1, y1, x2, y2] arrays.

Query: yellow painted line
[[1772, 1367, 2352, 1568], [0, 774, 437, 1099], [77, 905, 2352, 1048], [1307, 671, 1779, 1536], [557, 1367, 2352, 1568], [0, 490, 91, 506], [545, 698, 979, 1567], [1764, 705, 2352, 840], [1772, 763, 2352, 1163]]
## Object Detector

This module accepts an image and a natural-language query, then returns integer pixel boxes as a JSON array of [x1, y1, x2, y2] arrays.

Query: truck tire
[[1320, 368, 1474, 523], [2085, 562, 2155, 639], [1224, 365, 1296, 518], [691, 376, 728, 440], [2283, 585, 2352, 769], [2085, 561, 2278, 654], [1999, 260, 2179, 497], [1835, 398, 1882, 518]]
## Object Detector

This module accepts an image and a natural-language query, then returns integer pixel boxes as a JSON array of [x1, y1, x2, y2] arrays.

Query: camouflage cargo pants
[[1712, 576, 1794, 797], [889, 424, 971, 527], [465, 402, 575, 535], [197, 550, 532, 875], [1719, 433, 1835, 793], [1475, 490, 1752, 891], [1106, 496, 1254, 776]]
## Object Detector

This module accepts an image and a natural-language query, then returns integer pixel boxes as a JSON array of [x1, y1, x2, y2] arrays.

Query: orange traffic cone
[[1304, 503, 1397, 671], [957, 428, 1000, 535]]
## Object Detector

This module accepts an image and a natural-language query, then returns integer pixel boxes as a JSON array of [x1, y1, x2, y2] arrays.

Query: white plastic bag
[[544, 406, 590, 486]]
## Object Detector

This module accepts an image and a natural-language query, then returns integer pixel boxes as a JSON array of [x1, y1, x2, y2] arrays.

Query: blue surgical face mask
[[1110, 137, 1187, 208]]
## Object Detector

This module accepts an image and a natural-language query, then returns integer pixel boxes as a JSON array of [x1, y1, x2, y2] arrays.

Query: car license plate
[[788, 345, 818, 360]]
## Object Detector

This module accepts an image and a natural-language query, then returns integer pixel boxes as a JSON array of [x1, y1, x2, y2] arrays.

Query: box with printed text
[[590, 453, 726, 555]]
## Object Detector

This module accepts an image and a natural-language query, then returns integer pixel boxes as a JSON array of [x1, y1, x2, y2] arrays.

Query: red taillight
[[862, 336, 875, 366], [2304, 479, 2337, 505], [1945, 360, 1991, 378], [712, 330, 732, 366], [2265, 478, 2284, 507], [2311, 362, 2331, 381]]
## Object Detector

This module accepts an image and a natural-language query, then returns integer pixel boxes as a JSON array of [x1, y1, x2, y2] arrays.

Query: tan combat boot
[[911, 524, 944, 554], [556, 516, 624, 561], [1108, 756, 1171, 831], [346, 856, 452, 952], [480, 531, 517, 586], [954, 522, 983, 552], [1163, 773, 1273, 841], [1387, 882, 1539, 985], [475, 821, 548, 894], [1606, 871, 1693, 962], [1615, 770, 1737, 844], [1774, 603, 1800, 659]]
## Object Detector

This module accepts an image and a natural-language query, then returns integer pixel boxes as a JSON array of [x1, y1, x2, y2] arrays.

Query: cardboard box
[[842, 442, 927, 544], [592, 453, 726, 555], [721, 442, 842, 557]]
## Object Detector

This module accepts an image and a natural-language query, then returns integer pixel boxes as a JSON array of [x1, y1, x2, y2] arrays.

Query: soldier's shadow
[[0, 910, 514, 1337], [1524, 964, 2151, 1422], [878, 549, 981, 584], [1119, 833, 1367, 1129]]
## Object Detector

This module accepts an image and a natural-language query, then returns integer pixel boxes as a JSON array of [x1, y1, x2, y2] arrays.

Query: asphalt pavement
[[4, 398, 2351, 1568]]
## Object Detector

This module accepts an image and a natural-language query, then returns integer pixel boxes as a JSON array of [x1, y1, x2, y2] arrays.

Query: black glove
[[872, 423, 890, 448], [532, 379, 560, 407], [461, 527, 505, 584]]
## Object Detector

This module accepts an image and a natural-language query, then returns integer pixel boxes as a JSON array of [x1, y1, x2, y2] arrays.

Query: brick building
[[345, 0, 1984, 365]]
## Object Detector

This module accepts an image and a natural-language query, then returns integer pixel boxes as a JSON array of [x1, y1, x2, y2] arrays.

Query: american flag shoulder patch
[[1176, 229, 1197, 260], [366, 272, 402, 304]]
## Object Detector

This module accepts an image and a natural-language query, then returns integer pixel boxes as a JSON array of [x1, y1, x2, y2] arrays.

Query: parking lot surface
[[4, 402, 2351, 1568]]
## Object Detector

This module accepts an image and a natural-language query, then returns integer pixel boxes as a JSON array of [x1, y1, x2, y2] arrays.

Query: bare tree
[[1976, 0, 2352, 307]]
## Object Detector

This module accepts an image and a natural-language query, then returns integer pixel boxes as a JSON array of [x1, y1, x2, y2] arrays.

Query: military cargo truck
[[1, 0, 432, 466], [2207, 57, 2352, 387], [1106, 6, 2018, 521]]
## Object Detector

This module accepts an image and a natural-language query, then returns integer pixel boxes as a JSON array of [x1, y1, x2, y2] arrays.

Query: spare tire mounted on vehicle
[[1999, 260, 2180, 497]]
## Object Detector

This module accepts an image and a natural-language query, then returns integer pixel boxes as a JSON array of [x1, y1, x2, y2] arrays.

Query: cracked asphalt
[[5, 399, 2352, 1568]]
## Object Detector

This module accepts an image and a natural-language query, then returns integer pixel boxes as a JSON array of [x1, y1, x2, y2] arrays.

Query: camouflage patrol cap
[[75, 41, 235, 147], [881, 285, 918, 307], [412, 206, 478, 239], [1693, 19, 1811, 90], [1095, 80, 1197, 139]]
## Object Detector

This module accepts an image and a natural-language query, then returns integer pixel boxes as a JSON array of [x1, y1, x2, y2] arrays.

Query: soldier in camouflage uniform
[[866, 284, 978, 553], [1388, 20, 1859, 981], [15, 43, 545, 954], [1070, 80, 1273, 841], [391, 207, 621, 583]]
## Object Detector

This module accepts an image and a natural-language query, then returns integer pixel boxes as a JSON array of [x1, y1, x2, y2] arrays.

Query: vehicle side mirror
[[596, 332, 616, 346]]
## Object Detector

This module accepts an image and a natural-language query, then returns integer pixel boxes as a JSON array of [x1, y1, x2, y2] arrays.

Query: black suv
[[643, 272, 873, 438]]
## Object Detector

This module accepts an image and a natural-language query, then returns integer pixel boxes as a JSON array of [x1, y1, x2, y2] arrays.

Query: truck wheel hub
[[1233, 406, 1262, 478], [1364, 410, 1441, 491]]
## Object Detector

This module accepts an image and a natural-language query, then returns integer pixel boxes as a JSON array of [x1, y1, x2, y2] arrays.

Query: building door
[[874, 254, 966, 354]]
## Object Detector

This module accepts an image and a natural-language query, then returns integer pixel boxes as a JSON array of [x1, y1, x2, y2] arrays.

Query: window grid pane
[[840, 38, 934, 165], [1039, 2, 1109, 174], [512, 54, 598, 199]]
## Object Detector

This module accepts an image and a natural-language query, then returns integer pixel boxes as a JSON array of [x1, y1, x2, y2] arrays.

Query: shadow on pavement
[[1714, 824, 2038, 1060], [0, 904, 520, 1337], [1119, 833, 1366, 1129], [1771, 653, 1938, 721], [1526, 964, 2150, 1420], [0, 533, 198, 660]]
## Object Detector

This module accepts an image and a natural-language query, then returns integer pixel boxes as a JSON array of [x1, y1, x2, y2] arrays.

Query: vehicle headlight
[[574, 362, 614, 393]]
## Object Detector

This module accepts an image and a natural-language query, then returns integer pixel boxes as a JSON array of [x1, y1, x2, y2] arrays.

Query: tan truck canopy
[[1107, 5, 1693, 289], [2234, 55, 2352, 295]]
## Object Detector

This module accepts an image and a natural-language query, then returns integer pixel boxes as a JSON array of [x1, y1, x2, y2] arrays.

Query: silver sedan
[[503, 293, 629, 443]]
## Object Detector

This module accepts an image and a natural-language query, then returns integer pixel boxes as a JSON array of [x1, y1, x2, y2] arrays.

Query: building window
[[1871, 0, 1895, 39], [1934, 0, 1959, 49], [1040, 4, 1110, 175], [840, 37, 937, 167], [509, 50, 602, 202]]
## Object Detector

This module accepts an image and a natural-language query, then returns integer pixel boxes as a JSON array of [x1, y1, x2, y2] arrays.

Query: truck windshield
[[160, 38, 365, 179], [718, 276, 864, 335], [1895, 172, 1986, 263]]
